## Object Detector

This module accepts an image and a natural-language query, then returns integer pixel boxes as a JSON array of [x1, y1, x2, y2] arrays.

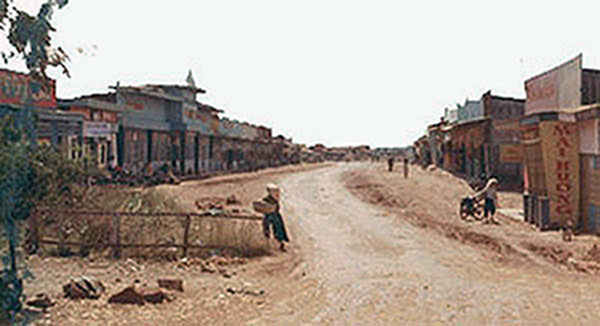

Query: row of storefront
[[1, 68, 295, 176], [414, 91, 525, 191], [414, 54, 600, 233]]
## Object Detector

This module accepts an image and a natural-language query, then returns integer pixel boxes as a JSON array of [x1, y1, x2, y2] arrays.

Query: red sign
[[525, 55, 582, 115], [0, 69, 56, 108], [540, 121, 579, 225], [127, 102, 144, 110], [185, 109, 208, 121]]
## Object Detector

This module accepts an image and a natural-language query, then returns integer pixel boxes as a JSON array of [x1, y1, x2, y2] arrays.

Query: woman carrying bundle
[[254, 184, 290, 252]]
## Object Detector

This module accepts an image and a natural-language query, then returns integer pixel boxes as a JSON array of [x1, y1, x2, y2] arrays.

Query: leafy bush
[[0, 112, 85, 322]]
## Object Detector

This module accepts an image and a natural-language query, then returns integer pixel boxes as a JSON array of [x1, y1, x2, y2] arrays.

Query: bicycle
[[459, 196, 484, 221]]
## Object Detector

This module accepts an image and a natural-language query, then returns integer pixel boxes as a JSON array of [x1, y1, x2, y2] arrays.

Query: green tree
[[1, 0, 70, 78], [0, 113, 86, 323], [0, 113, 35, 323]]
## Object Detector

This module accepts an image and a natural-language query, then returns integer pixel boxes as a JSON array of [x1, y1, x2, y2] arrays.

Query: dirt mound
[[343, 168, 528, 265], [445, 226, 516, 255], [346, 178, 407, 208], [195, 196, 253, 215], [523, 242, 572, 265], [195, 196, 228, 210], [523, 242, 600, 273], [582, 244, 600, 263]]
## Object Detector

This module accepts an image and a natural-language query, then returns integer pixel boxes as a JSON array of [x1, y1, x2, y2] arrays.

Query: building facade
[[521, 54, 600, 232], [59, 96, 125, 167], [0, 69, 82, 149]]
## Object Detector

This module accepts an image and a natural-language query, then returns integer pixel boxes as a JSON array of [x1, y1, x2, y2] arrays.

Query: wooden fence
[[30, 209, 263, 259]]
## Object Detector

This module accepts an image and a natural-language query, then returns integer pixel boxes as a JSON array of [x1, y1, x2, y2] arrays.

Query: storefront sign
[[525, 55, 582, 115], [499, 144, 523, 163], [83, 121, 116, 138], [0, 69, 56, 108], [540, 121, 580, 225]]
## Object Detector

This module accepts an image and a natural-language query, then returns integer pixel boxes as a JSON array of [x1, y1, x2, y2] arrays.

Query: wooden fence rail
[[31, 209, 263, 259], [34, 209, 263, 220]]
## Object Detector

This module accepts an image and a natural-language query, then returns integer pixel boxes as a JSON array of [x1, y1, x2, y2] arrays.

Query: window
[[100, 144, 106, 164], [70, 137, 81, 160], [593, 157, 600, 169], [593, 156, 600, 170]]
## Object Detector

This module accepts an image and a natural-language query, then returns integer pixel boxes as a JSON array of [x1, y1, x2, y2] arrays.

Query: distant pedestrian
[[387, 157, 394, 172], [562, 219, 574, 242], [403, 158, 409, 178], [474, 178, 499, 224], [254, 184, 290, 252]]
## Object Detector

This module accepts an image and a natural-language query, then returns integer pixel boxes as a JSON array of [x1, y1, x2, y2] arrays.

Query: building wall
[[0, 69, 57, 108], [482, 93, 525, 120], [581, 69, 600, 105], [457, 100, 483, 123], [448, 120, 489, 178], [579, 119, 599, 154], [122, 128, 148, 172], [119, 93, 171, 129], [580, 154, 600, 232], [490, 119, 523, 188], [522, 126, 546, 195], [524, 54, 582, 115]]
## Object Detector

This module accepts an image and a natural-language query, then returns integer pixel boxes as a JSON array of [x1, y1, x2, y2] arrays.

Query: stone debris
[[219, 269, 233, 278], [226, 194, 240, 205], [140, 287, 173, 304], [177, 256, 246, 275], [63, 276, 105, 300], [207, 255, 248, 266], [108, 286, 144, 305], [158, 279, 184, 292], [195, 196, 252, 215], [225, 287, 265, 297], [567, 257, 600, 274], [108, 285, 175, 305], [200, 261, 218, 273], [583, 244, 600, 263], [26, 293, 55, 311], [195, 197, 226, 211]]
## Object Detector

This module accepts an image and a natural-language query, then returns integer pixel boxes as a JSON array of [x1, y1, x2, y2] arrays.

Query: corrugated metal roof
[[113, 86, 223, 114], [58, 97, 128, 113], [141, 84, 206, 94]]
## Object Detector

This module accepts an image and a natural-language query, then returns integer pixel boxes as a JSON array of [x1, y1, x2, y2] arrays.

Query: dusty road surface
[[22, 162, 600, 325], [247, 162, 600, 326]]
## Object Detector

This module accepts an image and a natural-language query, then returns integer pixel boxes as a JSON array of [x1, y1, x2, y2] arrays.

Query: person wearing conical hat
[[260, 184, 290, 251], [474, 177, 499, 224]]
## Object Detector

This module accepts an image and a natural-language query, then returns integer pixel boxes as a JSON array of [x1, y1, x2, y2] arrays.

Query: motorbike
[[459, 196, 484, 221]]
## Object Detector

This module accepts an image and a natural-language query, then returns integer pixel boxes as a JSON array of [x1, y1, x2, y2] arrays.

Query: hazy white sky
[[4, 0, 600, 147]]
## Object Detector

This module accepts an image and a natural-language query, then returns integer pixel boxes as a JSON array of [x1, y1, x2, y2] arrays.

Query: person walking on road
[[474, 177, 499, 224], [403, 158, 409, 178], [387, 156, 394, 172], [255, 184, 290, 252]]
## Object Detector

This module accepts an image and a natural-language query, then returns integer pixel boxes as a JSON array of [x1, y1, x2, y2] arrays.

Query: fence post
[[111, 213, 121, 259], [58, 218, 68, 256], [182, 215, 191, 259], [27, 208, 40, 254]]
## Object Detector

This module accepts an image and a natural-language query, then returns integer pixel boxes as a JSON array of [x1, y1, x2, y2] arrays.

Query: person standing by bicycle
[[474, 177, 499, 224]]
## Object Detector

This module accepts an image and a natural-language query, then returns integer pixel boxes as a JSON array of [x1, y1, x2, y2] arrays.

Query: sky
[[3, 0, 600, 147]]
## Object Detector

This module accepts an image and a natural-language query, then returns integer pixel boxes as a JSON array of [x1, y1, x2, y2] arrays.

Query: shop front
[[82, 121, 118, 167]]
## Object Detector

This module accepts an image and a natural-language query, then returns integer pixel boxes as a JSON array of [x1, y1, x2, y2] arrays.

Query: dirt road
[[247, 162, 600, 326], [23, 162, 600, 325]]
